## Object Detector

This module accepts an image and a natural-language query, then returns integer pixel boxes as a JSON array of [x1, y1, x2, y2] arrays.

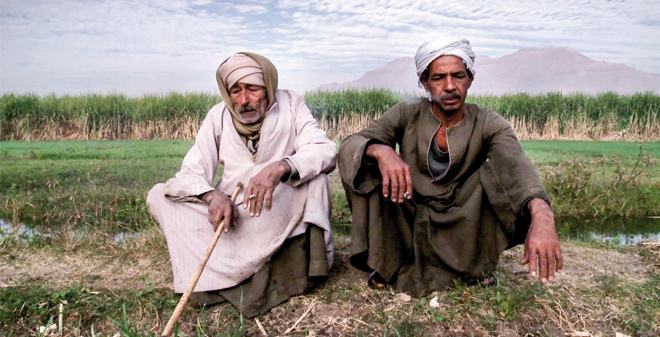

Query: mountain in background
[[319, 48, 660, 95]]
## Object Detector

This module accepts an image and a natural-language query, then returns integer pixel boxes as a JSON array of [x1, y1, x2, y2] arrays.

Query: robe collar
[[416, 100, 478, 181]]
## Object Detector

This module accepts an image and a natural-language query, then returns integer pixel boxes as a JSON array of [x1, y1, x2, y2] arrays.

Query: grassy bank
[[1, 140, 659, 336], [2, 90, 659, 141], [2, 140, 659, 236], [0, 141, 189, 234]]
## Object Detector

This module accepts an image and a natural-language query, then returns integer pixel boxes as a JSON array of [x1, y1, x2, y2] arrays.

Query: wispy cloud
[[1, 0, 659, 95], [235, 5, 268, 14]]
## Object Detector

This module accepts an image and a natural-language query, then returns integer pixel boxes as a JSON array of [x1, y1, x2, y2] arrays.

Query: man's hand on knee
[[521, 198, 563, 283], [366, 144, 413, 203], [242, 160, 292, 217], [201, 190, 235, 233]]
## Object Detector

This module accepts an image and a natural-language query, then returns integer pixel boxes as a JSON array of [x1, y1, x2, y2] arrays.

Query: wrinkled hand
[[242, 161, 291, 217], [521, 198, 563, 283], [201, 190, 236, 233], [366, 143, 412, 203]]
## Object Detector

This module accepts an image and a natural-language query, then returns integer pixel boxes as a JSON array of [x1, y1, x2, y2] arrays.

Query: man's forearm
[[528, 198, 553, 221], [200, 190, 223, 204], [273, 160, 292, 181], [365, 143, 393, 161]]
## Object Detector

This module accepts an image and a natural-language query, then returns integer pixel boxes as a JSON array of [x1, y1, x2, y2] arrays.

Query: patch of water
[[556, 217, 660, 246], [0, 218, 142, 244], [3, 217, 659, 246], [0, 218, 43, 240], [112, 231, 142, 244]]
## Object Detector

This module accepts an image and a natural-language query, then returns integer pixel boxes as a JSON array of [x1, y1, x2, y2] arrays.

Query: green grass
[[0, 286, 178, 332], [0, 140, 193, 234], [536, 142, 660, 217], [0, 282, 244, 336], [0, 139, 193, 160], [522, 140, 660, 165]]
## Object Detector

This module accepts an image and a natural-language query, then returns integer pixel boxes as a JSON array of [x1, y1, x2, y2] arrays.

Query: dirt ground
[[1, 232, 658, 336], [0, 239, 653, 294], [0, 231, 173, 291]]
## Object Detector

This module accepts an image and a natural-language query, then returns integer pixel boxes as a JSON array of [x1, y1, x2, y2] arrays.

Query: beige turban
[[217, 53, 265, 89]]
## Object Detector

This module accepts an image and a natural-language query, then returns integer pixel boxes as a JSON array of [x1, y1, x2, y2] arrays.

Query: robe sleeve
[[478, 109, 549, 242], [281, 91, 337, 186], [162, 104, 224, 199], [337, 101, 409, 194]]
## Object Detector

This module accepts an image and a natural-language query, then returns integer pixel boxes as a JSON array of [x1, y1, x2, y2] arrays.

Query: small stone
[[429, 296, 440, 308], [38, 324, 57, 334], [397, 293, 412, 303]]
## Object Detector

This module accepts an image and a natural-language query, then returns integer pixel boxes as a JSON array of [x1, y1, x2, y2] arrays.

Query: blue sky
[[1, 0, 659, 95]]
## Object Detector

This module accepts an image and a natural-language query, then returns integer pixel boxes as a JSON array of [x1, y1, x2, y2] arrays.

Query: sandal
[[368, 271, 387, 289], [480, 275, 498, 287]]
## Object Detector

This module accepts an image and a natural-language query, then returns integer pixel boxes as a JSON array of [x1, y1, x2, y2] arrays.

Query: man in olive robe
[[338, 38, 563, 297]]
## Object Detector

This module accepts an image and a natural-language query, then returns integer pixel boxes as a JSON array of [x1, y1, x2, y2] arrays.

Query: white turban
[[415, 37, 476, 84]]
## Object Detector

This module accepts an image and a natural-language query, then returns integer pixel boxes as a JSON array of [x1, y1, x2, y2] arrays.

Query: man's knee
[[310, 172, 329, 185], [307, 173, 330, 197], [146, 183, 167, 216]]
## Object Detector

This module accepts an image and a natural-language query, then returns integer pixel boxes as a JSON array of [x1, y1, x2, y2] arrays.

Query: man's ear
[[419, 78, 429, 92], [467, 73, 473, 89]]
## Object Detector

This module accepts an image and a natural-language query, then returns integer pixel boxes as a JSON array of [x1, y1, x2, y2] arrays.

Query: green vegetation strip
[[2, 90, 659, 140], [2, 140, 659, 236]]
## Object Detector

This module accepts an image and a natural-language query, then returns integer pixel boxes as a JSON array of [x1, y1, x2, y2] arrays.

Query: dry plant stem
[[284, 301, 317, 334], [255, 318, 267, 336], [160, 183, 243, 337]]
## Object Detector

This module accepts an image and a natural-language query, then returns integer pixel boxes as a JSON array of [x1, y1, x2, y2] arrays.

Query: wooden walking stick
[[161, 183, 243, 337]]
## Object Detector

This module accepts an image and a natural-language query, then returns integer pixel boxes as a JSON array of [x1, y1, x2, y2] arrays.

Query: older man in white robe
[[147, 52, 336, 317]]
